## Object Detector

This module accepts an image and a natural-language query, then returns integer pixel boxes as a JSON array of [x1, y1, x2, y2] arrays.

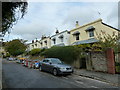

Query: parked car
[[39, 58, 74, 76], [7, 57, 15, 61], [16, 59, 21, 63], [24, 59, 29, 67], [17, 58, 26, 64], [32, 59, 40, 69], [28, 60, 32, 68]]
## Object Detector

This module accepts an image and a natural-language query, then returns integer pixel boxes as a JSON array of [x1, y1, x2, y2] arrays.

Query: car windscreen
[[51, 58, 62, 64]]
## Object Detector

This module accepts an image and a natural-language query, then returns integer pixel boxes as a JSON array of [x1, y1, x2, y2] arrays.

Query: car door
[[47, 59, 54, 72], [45, 59, 53, 72], [42, 59, 49, 71]]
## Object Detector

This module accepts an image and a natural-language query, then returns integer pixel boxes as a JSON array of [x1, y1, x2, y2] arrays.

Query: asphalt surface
[[2, 59, 119, 89]]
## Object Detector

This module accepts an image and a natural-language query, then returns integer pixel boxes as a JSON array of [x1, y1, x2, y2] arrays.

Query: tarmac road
[[2, 59, 118, 89]]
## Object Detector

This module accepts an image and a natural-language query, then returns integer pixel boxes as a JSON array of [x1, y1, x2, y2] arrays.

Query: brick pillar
[[106, 48, 115, 74]]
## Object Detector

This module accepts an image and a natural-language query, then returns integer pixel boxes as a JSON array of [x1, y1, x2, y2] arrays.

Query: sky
[[3, 1, 119, 43]]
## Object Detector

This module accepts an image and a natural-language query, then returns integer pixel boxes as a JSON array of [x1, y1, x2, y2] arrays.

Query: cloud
[[4, 2, 118, 42]]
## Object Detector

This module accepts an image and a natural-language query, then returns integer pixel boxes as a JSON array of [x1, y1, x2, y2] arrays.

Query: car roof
[[33, 59, 39, 61], [45, 58, 59, 60]]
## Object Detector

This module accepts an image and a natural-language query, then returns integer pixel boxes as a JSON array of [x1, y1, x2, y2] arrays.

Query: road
[[2, 59, 118, 88]]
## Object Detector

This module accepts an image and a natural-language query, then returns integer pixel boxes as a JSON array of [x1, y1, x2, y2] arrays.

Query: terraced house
[[69, 19, 119, 45], [27, 18, 119, 51], [50, 30, 70, 47], [39, 36, 51, 49], [27, 39, 41, 51]]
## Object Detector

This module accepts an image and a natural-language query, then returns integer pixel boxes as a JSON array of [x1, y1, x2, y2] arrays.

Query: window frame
[[76, 34, 79, 40], [89, 30, 94, 37]]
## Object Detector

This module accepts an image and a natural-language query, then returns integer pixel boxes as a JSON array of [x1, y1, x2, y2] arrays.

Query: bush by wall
[[29, 48, 41, 56], [40, 46, 81, 64]]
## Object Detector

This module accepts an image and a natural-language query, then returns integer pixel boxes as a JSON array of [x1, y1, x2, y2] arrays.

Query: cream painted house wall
[[70, 19, 119, 45]]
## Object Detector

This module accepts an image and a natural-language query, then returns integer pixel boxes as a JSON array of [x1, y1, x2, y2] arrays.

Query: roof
[[102, 22, 120, 31], [72, 31, 80, 35], [58, 35, 64, 38], [70, 18, 119, 32], [72, 38, 99, 45], [85, 26, 95, 31], [51, 30, 68, 37], [70, 19, 102, 32]]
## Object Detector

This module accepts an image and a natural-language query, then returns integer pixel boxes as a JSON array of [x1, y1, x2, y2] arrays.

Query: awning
[[40, 42, 42, 44], [86, 26, 95, 31], [44, 40, 47, 43], [72, 31, 80, 35], [58, 35, 64, 38], [52, 38, 56, 41], [72, 38, 99, 45]]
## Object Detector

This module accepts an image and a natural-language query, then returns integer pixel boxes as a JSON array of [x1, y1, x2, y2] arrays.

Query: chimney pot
[[75, 21, 79, 27]]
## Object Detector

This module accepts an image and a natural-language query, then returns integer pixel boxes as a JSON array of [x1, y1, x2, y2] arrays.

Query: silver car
[[39, 58, 74, 76]]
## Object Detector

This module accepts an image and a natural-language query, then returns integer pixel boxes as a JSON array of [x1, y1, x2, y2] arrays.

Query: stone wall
[[87, 51, 108, 72], [71, 57, 81, 69]]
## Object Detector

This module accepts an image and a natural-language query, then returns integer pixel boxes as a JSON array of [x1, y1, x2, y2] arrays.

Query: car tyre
[[53, 69, 58, 76]]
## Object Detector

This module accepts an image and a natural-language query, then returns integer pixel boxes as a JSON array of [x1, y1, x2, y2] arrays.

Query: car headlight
[[59, 67, 66, 71]]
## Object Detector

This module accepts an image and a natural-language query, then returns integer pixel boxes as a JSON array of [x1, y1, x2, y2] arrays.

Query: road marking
[[75, 80, 84, 84], [77, 75, 108, 84], [91, 86, 98, 88], [63, 77, 68, 79]]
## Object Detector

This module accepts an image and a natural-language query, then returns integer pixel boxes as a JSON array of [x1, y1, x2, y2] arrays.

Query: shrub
[[29, 48, 41, 56], [40, 46, 81, 64]]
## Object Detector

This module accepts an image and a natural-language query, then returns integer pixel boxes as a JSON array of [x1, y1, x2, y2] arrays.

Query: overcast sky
[[3, 1, 118, 43]]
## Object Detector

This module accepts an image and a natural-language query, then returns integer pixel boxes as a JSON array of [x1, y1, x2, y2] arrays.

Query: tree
[[96, 31, 120, 53], [2, 1, 28, 34], [5, 39, 27, 56]]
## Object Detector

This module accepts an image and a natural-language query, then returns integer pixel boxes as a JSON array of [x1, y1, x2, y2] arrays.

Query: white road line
[[77, 75, 108, 84], [63, 77, 68, 79], [91, 86, 98, 88], [75, 81, 84, 84]]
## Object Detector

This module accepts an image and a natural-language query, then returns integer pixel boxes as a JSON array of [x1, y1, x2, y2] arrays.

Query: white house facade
[[27, 40, 41, 51], [39, 36, 51, 49], [50, 30, 70, 47]]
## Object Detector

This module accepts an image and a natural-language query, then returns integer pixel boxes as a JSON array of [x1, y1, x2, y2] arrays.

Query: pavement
[[74, 69, 120, 87]]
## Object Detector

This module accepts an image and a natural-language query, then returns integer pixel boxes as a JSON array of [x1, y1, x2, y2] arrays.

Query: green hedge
[[116, 66, 120, 73], [40, 46, 81, 64], [29, 48, 41, 56], [115, 62, 120, 73]]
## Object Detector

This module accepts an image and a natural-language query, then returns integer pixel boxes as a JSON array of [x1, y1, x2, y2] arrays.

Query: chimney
[[55, 28, 59, 34], [75, 21, 79, 27]]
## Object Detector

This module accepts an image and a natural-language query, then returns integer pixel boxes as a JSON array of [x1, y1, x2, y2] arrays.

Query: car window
[[51, 58, 62, 64], [43, 60, 49, 63]]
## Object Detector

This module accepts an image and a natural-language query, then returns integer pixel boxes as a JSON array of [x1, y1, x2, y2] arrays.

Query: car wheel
[[39, 66, 42, 71], [53, 69, 58, 76]]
